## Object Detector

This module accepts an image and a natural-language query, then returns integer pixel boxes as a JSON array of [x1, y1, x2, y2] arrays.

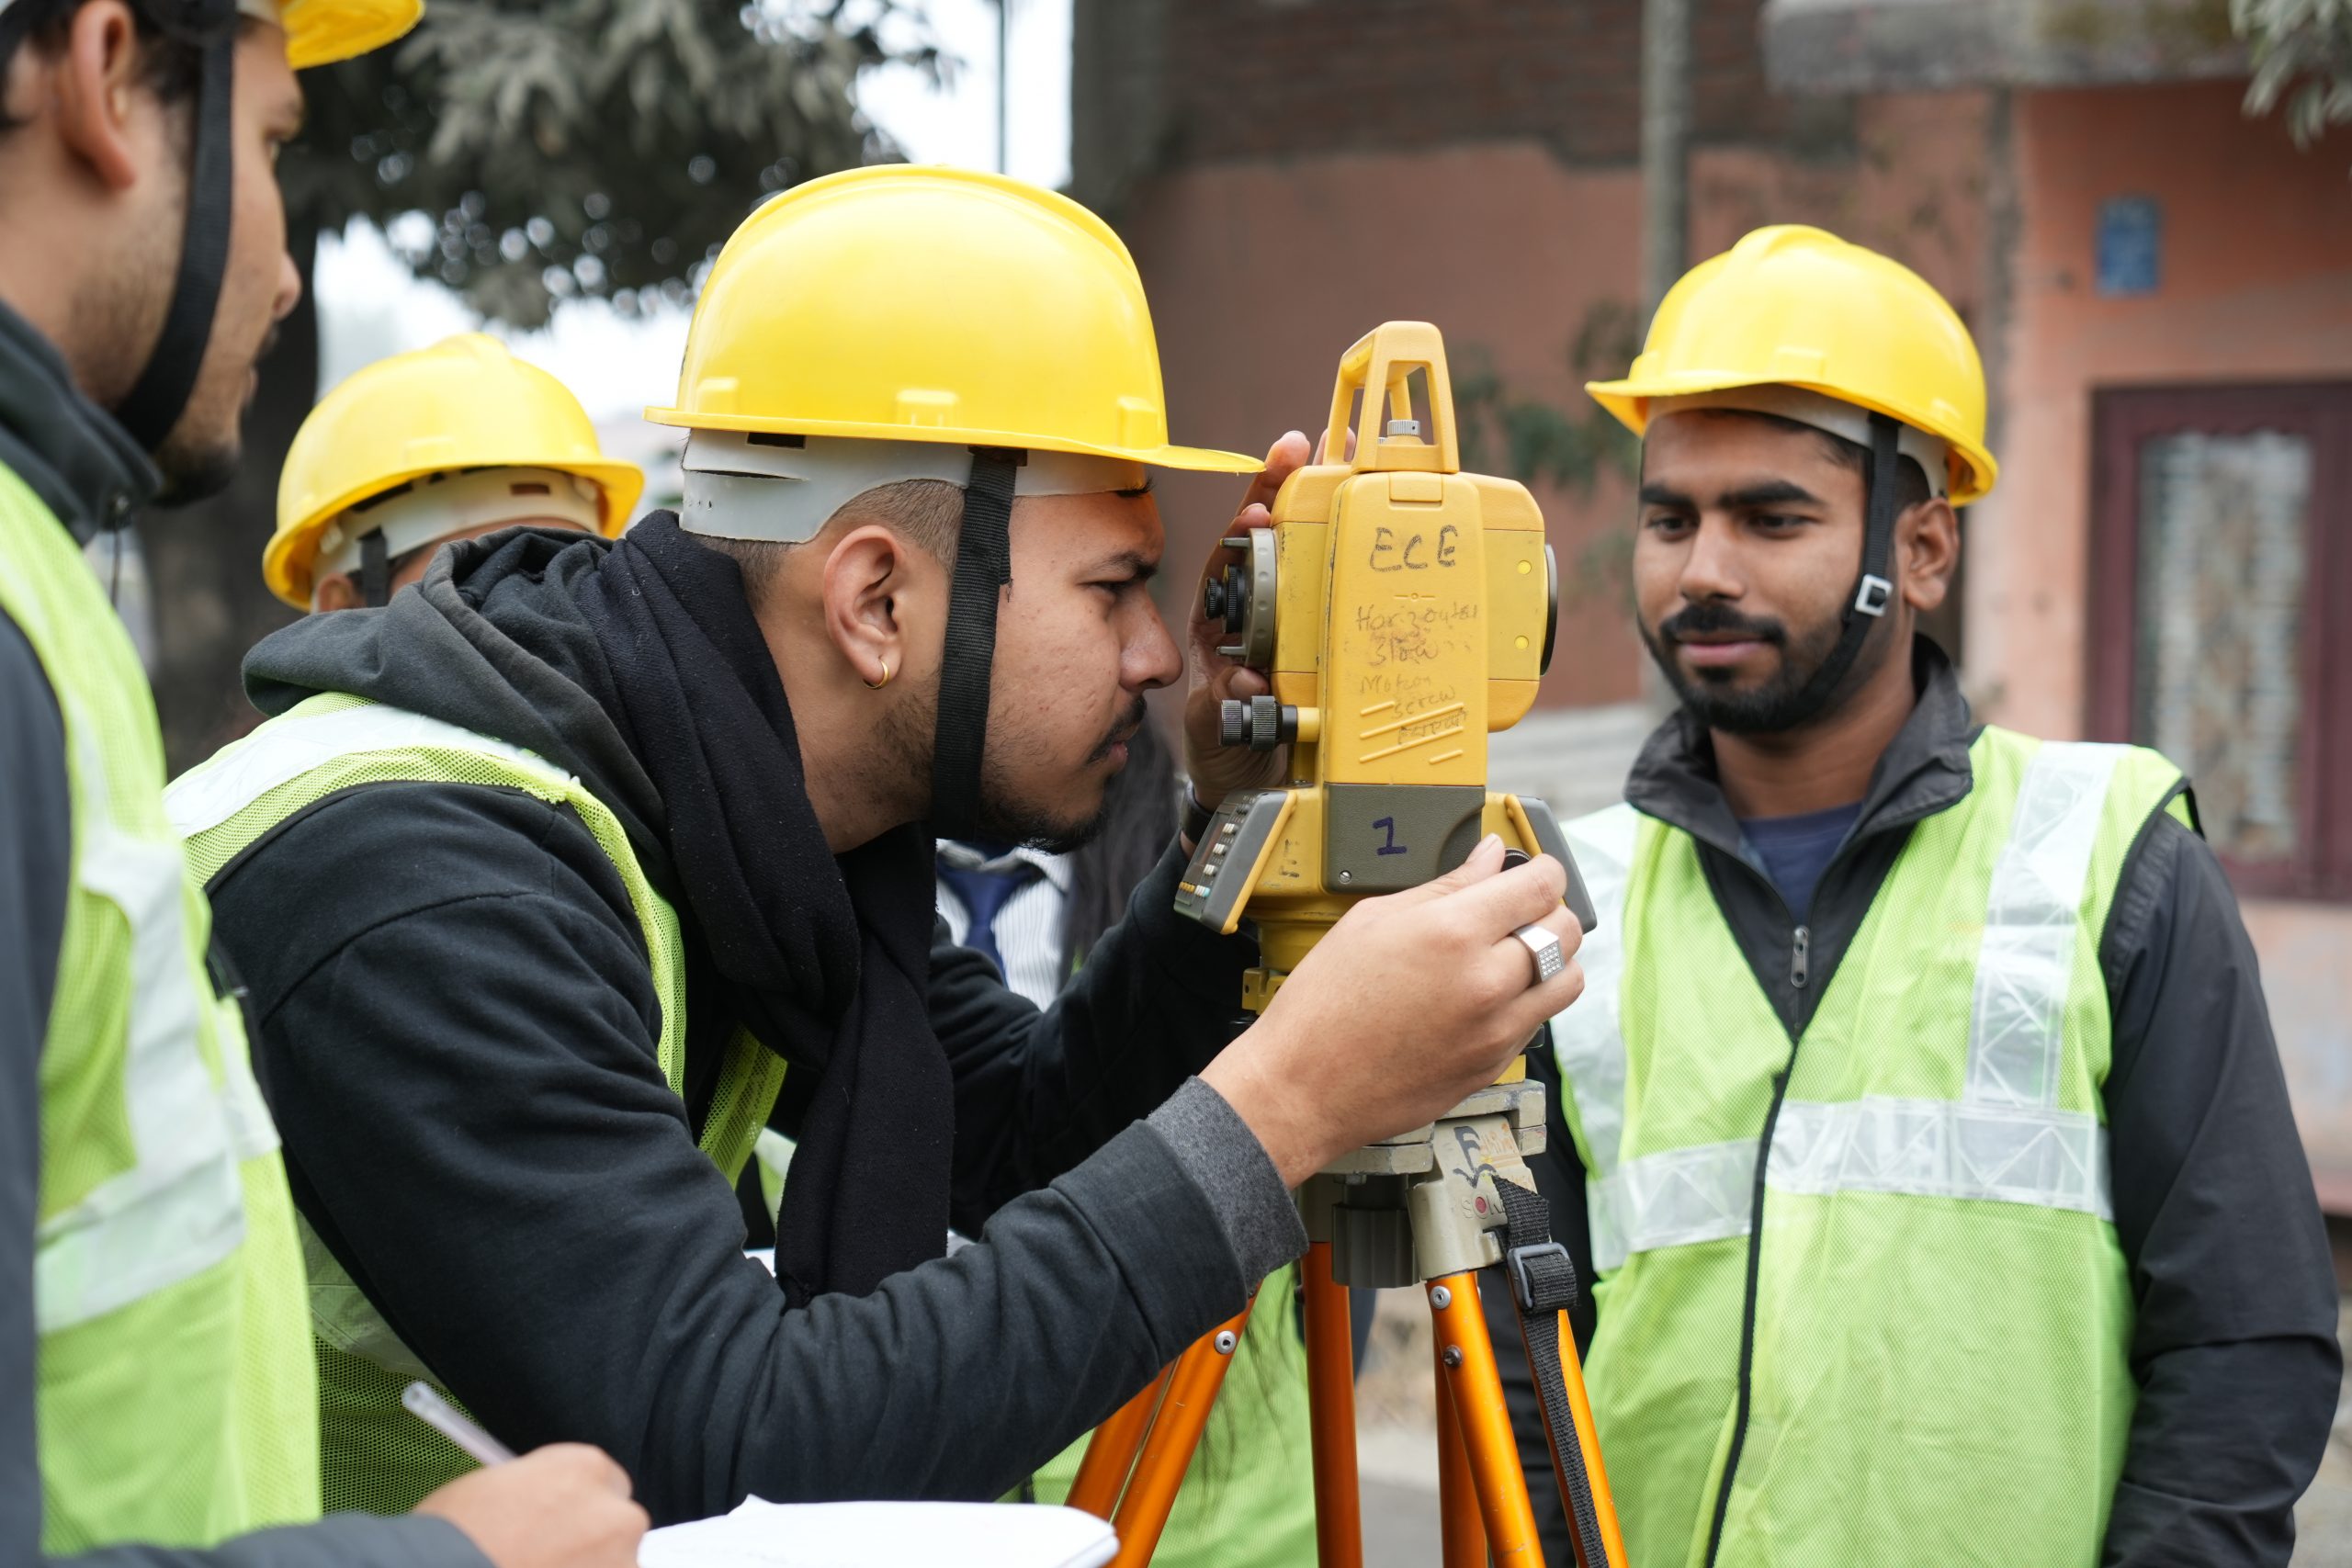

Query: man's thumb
[[1389, 834, 1504, 906]]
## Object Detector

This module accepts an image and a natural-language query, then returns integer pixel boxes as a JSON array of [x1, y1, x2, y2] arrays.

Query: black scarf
[[572, 513, 951, 1304]]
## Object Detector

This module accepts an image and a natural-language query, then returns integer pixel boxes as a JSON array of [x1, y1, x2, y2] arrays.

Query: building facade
[[1076, 0, 2352, 1201]]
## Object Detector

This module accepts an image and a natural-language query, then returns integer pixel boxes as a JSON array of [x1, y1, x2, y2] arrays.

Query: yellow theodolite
[[1175, 317, 1589, 981], [1069, 322, 1627, 1568]]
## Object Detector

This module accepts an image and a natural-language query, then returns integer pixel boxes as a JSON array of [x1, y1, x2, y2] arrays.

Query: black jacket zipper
[[1703, 897, 1822, 1568]]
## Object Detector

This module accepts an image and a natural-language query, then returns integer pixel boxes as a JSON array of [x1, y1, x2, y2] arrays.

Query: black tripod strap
[[1497, 1176, 1610, 1566]]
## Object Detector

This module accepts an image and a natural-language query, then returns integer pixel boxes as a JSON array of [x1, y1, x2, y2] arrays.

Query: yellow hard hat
[[238, 0, 424, 70], [1587, 225, 1997, 505], [645, 165, 1258, 475], [266, 334, 644, 607]]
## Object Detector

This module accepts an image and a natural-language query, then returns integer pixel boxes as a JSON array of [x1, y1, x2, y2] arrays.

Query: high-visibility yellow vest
[[1554, 728, 2185, 1568], [169, 693, 786, 1514], [0, 461, 319, 1550]]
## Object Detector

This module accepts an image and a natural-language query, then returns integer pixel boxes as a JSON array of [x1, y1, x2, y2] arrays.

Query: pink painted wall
[[1972, 79, 2352, 739]]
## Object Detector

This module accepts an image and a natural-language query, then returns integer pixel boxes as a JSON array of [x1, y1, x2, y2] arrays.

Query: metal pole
[[996, 0, 1011, 175], [1640, 0, 1691, 321]]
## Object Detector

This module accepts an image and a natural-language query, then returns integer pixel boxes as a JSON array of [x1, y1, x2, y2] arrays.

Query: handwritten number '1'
[[1373, 818, 1408, 857]]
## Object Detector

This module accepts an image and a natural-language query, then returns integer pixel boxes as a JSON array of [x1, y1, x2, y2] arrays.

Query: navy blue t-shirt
[[1738, 800, 1861, 922]]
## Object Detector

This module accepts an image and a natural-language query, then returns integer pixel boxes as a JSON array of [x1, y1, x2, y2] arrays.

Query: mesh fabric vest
[[0, 462, 318, 1549], [1553, 728, 2185, 1568], [168, 693, 786, 1514]]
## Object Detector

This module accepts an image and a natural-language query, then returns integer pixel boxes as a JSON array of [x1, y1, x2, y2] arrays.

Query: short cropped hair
[[705, 477, 965, 608]]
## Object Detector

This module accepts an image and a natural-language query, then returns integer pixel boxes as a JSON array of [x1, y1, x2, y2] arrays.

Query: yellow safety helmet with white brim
[[1587, 224, 1997, 506], [266, 333, 643, 607], [647, 164, 1258, 479], [1589, 225, 1996, 728], [650, 165, 1255, 836]]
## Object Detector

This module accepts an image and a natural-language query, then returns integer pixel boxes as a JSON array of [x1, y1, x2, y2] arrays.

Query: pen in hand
[[403, 1380, 518, 1467]]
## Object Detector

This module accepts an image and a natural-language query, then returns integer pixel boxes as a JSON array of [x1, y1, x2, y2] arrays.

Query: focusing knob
[[1218, 698, 1250, 748], [1203, 561, 1250, 635], [1218, 696, 1296, 751]]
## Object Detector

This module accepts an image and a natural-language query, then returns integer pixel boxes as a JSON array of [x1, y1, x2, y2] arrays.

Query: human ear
[[54, 3, 150, 192], [1898, 497, 1961, 615], [311, 572, 361, 613], [819, 525, 910, 689]]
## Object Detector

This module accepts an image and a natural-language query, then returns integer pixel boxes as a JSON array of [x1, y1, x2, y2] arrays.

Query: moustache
[[1658, 603, 1788, 647], [1089, 696, 1149, 763]]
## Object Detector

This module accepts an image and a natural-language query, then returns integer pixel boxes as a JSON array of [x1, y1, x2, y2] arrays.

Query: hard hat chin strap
[[359, 528, 390, 608], [928, 448, 1021, 838], [1773, 411, 1903, 730], [113, 9, 237, 455]]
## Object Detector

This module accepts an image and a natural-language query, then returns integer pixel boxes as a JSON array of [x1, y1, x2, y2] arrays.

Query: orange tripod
[[1065, 1065, 1630, 1568]]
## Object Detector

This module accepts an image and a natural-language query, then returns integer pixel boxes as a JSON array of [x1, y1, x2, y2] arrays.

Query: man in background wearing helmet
[[1496, 226, 2337, 1567], [0, 1, 649, 1564], [266, 333, 642, 613], [169, 164, 1585, 1525]]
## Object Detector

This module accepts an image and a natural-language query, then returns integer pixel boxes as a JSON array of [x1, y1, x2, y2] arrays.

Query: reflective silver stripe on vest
[[1589, 1137, 1756, 1271], [1551, 803, 1640, 1174], [1567, 740, 2127, 1274], [1771, 1097, 2109, 1214], [1966, 742, 2125, 1109], [36, 712, 259, 1334], [1589, 1099, 2114, 1271], [165, 701, 573, 840]]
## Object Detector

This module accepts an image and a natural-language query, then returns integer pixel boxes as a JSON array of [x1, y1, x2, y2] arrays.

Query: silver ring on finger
[[1510, 922, 1566, 987]]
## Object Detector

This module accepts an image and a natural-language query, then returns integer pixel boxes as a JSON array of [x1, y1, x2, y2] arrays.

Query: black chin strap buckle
[[1852, 574, 1894, 617]]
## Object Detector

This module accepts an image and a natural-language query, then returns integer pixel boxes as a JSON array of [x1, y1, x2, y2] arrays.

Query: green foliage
[[285, 0, 941, 326], [1453, 301, 1643, 498], [1453, 302, 1645, 606], [2233, 0, 2352, 153]]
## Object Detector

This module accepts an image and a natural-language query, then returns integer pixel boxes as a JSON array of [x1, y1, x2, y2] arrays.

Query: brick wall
[[1072, 0, 1832, 197]]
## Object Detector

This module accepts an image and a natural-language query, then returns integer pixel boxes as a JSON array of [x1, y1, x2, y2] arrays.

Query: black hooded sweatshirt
[[199, 521, 1306, 1524]]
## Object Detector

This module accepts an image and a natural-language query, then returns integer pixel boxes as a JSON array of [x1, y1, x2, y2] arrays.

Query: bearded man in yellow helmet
[[165, 164, 1586, 1526], [0, 0, 650, 1564], [1488, 226, 2338, 1567], [266, 334, 643, 613]]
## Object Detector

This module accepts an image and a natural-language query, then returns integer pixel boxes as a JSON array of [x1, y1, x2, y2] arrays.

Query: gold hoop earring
[[865, 660, 892, 690]]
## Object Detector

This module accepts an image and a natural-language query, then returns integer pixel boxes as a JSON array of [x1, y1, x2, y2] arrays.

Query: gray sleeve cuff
[[141, 1514, 496, 1568], [1145, 1077, 1306, 1285]]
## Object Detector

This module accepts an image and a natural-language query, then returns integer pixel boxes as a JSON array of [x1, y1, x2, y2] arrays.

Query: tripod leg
[[1432, 1332, 1489, 1568], [1514, 1308, 1627, 1568], [1108, 1295, 1257, 1568], [1301, 1244, 1363, 1568], [1429, 1274, 1545, 1565], [1068, 1366, 1173, 1518]]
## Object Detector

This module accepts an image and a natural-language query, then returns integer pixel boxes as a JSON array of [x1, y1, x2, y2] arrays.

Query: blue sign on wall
[[2097, 197, 2163, 298]]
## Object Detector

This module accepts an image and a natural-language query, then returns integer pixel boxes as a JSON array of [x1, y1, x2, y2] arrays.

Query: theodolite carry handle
[[1324, 321, 1461, 477]]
